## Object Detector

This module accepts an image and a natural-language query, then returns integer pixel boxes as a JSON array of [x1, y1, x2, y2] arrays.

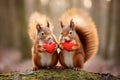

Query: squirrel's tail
[[73, 9, 98, 62], [60, 8, 99, 62], [28, 12, 54, 42], [75, 18, 98, 62]]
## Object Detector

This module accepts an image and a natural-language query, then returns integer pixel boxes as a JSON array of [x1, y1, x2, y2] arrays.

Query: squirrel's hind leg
[[49, 50, 59, 68], [58, 51, 68, 69], [73, 52, 84, 71], [32, 51, 41, 71]]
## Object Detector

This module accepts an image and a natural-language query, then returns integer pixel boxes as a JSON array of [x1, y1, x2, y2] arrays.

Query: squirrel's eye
[[69, 30, 73, 35], [41, 32, 44, 36]]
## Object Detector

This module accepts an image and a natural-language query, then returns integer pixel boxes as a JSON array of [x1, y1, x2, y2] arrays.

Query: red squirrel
[[59, 8, 99, 70], [28, 12, 58, 70]]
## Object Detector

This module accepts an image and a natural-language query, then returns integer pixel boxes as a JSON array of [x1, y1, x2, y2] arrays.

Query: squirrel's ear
[[70, 19, 74, 29], [46, 20, 50, 28], [36, 24, 41, 32], [60, 21, 64, 28]]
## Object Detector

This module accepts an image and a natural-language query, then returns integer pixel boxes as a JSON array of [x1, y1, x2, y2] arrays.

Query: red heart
[[43, 42, 56, 54], [62, 41, 75, 51]]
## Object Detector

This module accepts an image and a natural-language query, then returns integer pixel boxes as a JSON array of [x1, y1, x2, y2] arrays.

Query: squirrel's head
[[36, 21, 52, 42], [60, 19, 76, 42]]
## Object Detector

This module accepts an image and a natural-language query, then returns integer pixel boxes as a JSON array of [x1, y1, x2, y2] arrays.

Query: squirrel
[[28, 12, 58, 70], [58, 8, 99, 70]]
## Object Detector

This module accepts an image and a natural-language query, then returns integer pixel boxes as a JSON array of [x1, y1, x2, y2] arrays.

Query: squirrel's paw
[[58, 44, 64, 50], [71, 46, 78, 51], [52, 66, 59, 69], [73, 67, 82, 71], [38, 47, 46, 52], [57, 66, 65, 69], [32, 66, 39, 71]]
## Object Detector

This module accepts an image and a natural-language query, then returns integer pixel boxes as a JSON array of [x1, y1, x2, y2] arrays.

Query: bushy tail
[[73, 9, 98, 62], [60, 8, 99, 62], [75, 18, 98, 62], [28, 12, 54, 42]]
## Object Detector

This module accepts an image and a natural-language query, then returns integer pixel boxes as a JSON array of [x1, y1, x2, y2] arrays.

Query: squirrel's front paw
[[71, 46, 79, 51], [71, 46, 76, 50], [32, 66, 39, 71], [73, 67, 82, 71], [58, 44, 64, 50], [38, 47, 46, 52]]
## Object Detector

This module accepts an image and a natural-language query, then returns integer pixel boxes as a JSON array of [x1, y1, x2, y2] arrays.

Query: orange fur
[[28, 12, 58, 70], [59, 8, 99, 70]]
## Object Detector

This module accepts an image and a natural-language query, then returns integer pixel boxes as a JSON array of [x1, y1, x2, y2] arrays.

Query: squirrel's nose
[[48, 37, 51, 40], [63, 37, 70, 41], [46, 36, 52, 41]]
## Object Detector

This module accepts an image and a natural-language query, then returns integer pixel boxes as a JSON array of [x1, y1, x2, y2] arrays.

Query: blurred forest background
[[0, 0, 120, 77]]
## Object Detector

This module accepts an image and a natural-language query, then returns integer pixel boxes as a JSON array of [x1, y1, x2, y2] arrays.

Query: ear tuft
[[60, 21, 64, 28], [46, 20, 49, 28], [70, 19, 74, 29], [36, 24, 41, 32]]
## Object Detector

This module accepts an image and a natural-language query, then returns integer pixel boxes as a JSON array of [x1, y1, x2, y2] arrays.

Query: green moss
[[0, 69, 119, 80]]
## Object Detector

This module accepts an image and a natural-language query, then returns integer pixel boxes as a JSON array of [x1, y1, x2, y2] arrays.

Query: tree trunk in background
[[8, 0, 20, 48], [98, 1, 108, 58], [90, 0, 102, 56], [114, 0, 120, 65], [15, 0, 31, 58], [0, 0, 13, 48], [103, 0, 113, 59]]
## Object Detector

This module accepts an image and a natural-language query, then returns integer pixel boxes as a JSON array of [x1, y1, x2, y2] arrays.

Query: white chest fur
[[38, 52, 52, 67], [63, 50, 75, 67]]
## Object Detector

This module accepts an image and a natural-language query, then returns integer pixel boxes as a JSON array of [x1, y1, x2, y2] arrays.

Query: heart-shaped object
[[62, 40, 75, 51], [43, 42, 56, 54]]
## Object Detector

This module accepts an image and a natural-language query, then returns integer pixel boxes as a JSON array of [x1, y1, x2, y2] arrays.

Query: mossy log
[[0, 69, 119, 80]]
